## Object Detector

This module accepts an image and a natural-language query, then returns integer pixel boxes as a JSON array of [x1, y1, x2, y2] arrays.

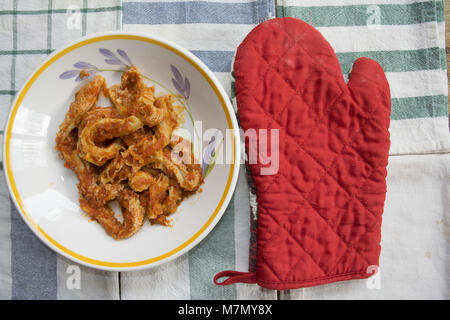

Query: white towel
[[277, 0, 450, 154], [281, 153, 450, 299], [0, 0, 121, 300]]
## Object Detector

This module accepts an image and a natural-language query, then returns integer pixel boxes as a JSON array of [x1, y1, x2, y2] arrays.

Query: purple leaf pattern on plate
[[99, 48, 131, 67], [117, 49, 133, 66], [171, 64, 190, 99], [73, 61, 97, 69], [202, 136, 216, 176], [59, 70, 79, 79], [105, 58, 125, 66], [172, 78, 185, 97], [171, 65, 183, 84], [202, 131, 223, 177], [60, 48, 131, 81], [184, 77, 190, 99], [99, 48, 116, 59], [61, 60, 100, 81]]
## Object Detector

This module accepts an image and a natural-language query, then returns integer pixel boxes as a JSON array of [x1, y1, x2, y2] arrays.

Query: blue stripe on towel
[[10, 201, 57, 300], [123, 1, 271, 25], [191, 50, 234, 72], [189, 194, 236, 299]]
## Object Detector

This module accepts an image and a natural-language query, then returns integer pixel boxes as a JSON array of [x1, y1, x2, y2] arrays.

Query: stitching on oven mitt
[[214, 17, 391, 290]]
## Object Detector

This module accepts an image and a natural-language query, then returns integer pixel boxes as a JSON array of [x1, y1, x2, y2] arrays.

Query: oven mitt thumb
[[214, 18, 391, 290]]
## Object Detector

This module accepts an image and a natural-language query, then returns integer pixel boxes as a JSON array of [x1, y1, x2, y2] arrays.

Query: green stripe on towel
[[336, 48, 445, 74], [189, 194, 236, 300], [391, 95, 448, 120], [277, 1, 444, 27]]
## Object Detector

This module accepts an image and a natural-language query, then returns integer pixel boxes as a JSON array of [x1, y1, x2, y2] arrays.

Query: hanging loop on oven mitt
[[215, 18, 391, 290]]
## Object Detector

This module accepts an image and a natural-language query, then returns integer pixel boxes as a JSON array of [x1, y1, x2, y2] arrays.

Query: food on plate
[[55, 67, 203, 240]]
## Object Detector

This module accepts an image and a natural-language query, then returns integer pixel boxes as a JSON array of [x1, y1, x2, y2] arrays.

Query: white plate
[[3, 31, 240, 271]]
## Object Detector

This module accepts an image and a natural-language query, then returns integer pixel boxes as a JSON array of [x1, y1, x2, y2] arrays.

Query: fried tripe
[[55, 67, 203, 240]]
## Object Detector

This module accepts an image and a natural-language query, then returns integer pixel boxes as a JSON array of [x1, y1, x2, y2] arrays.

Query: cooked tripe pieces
[[79, 187, 145, 240], [129, 170, 154, 192], [78, 115, 142, 166], [55, 66, 203, 240], [109, 66, 165, 126], [56, 75, 105, 144], [56, 76, 105, 176], [147, 148, 202, 192]]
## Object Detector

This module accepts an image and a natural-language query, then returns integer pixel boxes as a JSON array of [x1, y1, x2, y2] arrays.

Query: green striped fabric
[[0, 0, 122, 135], [336, 48, 446, 74], [276, 0, 450, 154], [277, 1, 445, 27], [0, 6, 122, 15], [0, 0, 122, 300]]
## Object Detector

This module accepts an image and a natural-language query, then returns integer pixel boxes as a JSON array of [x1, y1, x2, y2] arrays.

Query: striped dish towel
[[277, 0, 450, 155], [0, 0, 122, 300], [120, 0, 276, 300], [1, 0, 449, 300]]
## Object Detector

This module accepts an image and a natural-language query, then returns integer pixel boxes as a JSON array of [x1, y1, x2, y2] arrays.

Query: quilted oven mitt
[[214, 18, 391, 290]]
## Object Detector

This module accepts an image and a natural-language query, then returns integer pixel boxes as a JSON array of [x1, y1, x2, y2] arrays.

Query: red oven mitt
[[214, 18, 391, 290]]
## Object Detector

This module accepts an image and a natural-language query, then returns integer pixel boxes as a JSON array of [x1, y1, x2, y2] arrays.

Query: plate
[[3, 31, 240, 271]]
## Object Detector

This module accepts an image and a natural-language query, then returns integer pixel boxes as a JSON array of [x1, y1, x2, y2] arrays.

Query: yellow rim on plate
[[4, 34, 237, 269]]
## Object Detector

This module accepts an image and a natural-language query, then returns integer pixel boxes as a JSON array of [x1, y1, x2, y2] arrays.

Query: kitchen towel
[[276, 0, 450, 154], [274, 1, 450, 297], [280, 152, 450, 299], [0, 0, 122, 300], [0, 0, 449, 300]]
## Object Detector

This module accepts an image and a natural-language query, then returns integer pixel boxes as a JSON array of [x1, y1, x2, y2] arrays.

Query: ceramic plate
[[3, 31, 240, 271]]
